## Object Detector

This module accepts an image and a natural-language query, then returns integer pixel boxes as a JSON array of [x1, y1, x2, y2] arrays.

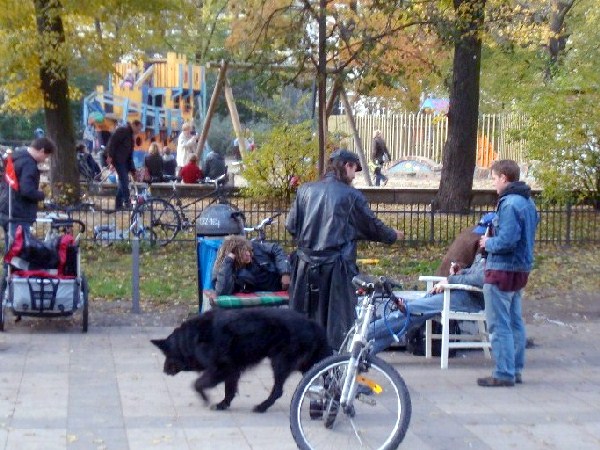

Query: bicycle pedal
[[356, 395, 377, 406]]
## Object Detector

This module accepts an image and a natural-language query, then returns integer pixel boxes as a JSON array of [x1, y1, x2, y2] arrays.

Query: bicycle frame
[[164, 175, 230, 228], [338, 276, 402, 412]]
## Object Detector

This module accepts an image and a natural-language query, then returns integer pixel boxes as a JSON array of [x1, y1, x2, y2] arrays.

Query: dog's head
[[151, 337, 191, 375], [151, 316, 213, 375]]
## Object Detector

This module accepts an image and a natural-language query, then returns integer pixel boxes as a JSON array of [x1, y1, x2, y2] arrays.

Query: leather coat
[[286, 174, 397, 349]]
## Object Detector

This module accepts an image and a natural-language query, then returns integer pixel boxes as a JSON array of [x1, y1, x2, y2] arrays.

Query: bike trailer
[[1, 221, 89, 332]]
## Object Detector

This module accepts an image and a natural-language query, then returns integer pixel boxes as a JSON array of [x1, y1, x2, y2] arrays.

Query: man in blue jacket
[[477, 160, 538, 387]]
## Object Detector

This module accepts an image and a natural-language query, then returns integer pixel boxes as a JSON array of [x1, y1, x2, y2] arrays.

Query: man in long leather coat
[[286, 149, 403, 349]]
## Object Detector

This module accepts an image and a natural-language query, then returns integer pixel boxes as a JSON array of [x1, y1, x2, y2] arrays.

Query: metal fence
[[328, 113, 527, 166], [43, 194, 600, 247]]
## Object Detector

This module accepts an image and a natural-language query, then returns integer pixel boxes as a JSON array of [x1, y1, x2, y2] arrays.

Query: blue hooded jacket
[[485, 181, 538, 272]]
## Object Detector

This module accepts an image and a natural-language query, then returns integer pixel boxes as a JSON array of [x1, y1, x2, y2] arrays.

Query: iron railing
[[31, 194, 600, 247]]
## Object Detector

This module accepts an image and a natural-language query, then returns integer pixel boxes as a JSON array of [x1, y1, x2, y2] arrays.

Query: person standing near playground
[[176, 122, 198, 174], [371, 130, 391, 186], [286, 149, 403, 349], [0, 137, 56, 242], [477, 159, 538, 387], [0, 137, 56, 302], [106, 119, 142, 209]]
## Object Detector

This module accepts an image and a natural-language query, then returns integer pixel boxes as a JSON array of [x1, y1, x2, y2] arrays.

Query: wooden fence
[[328, 113, 526, 167]]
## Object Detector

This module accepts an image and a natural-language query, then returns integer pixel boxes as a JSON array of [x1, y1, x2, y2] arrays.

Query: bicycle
[[126, 173, 231, 246], [289, 275, 412, 450]]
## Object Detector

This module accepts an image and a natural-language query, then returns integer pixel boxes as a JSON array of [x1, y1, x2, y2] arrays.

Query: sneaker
[[477, 376, 514, 387], [382, 178, 388, 187], [515, 373, 522, 384]]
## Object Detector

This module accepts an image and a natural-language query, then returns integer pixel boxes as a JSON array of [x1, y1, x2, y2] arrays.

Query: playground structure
[[83, 53, 206, 150]]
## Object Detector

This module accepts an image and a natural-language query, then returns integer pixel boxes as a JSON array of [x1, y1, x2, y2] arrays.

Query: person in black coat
[[286, 149, 403, 349], [371, 130, 391, 186], [202, 149, 227, 180], [1, 138, 56, 234], [105, 120, 143, 209], [144, 142, 164, 182], [76, 143, 101, 180], [0, 137, 56, 299]]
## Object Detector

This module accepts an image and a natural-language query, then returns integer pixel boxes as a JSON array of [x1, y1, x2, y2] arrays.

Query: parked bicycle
[[289, 275, 412, 450], [132, 173, 232, 246], [93, 174, 230, 247], [92, 180, 154, 246]]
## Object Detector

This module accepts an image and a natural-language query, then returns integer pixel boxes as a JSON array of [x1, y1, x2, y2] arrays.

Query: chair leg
[[440, 290, 451, 369], [425, 319, 433, 359], [478, 320, 492, 359]]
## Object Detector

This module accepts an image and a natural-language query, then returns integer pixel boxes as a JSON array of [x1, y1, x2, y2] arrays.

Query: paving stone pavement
[[1, 318, 600, 450]]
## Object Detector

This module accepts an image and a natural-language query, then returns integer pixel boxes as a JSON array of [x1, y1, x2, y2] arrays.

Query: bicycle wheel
[[131, 198, 181, 246], [290, 353, 411, 450]]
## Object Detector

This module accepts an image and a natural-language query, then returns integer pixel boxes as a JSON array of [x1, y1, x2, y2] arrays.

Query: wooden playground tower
[[83, 52, 206, 149]]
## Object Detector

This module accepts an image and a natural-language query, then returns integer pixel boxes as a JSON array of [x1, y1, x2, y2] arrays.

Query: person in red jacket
[[180, 154, 203, 183]]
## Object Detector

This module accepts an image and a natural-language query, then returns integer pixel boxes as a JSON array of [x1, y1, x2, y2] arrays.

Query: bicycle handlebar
[[243, 212, 282, 234], [352, 275, 403, 295]]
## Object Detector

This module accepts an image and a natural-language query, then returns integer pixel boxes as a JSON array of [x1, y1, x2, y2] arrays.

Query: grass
[[82, 242, 198, 304]]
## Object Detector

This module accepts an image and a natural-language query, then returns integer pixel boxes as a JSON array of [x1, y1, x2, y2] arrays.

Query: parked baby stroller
[[0, 217, 89, 332]]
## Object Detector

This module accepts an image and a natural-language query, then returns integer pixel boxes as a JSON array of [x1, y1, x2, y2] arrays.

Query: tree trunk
[[544, 0, 574, 82], [34, 0, 79, 204], [432, 0, 485, 212], [339, 86, 372, 186]]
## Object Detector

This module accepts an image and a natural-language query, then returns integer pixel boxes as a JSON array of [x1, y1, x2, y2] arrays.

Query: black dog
[[151, 307, 332, 412]]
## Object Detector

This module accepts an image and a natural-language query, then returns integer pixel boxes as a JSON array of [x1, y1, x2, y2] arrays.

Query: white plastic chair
[[419, 276, 491, 369]]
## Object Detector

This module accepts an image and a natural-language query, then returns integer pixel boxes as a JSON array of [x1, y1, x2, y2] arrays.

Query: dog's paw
[[252, 403, 269, 413], [211, 401, 230, 411]]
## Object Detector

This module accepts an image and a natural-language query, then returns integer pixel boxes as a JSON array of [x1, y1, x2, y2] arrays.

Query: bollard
[[131, 236, 141, 313]]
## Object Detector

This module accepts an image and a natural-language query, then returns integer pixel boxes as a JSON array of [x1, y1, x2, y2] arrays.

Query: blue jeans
[[367, 290, 484, 354], [374, 166, 388, 186], [483, 283, 526, 381]]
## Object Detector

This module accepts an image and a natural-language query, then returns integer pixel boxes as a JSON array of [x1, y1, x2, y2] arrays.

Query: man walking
[[371, 130, 391, 186], [106, 119, 142, 209], [286, 149, 403, 349], [477, 160, 538, 387]]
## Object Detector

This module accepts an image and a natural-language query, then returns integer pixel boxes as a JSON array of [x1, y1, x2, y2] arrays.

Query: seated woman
[[368, 253, 486, 354], [212, 235, 291, 296], [180, 154, 203, 183], [144, 142, 164, 182]]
